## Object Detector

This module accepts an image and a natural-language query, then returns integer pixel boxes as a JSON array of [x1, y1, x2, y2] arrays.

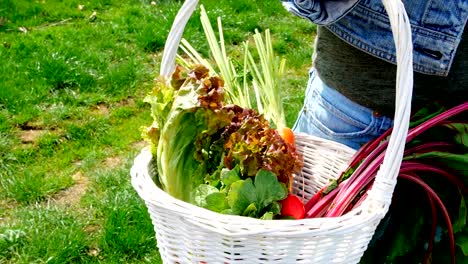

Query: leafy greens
[[143, 65, 302, 219]]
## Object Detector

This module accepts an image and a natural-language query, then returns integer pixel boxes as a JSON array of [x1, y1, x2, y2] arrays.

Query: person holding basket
[[282, 0, 468, 149]]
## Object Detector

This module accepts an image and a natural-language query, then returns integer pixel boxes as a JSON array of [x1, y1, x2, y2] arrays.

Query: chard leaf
[[409, 104, 445, 127], [456, 229, 468, 256], [386, 206, 425, 260], [361, 182, 428, 263], [453, 194, 467, 233], [323, 179, 338, 195], [408, 151, 468, 178], [444, 123, 468, 148]]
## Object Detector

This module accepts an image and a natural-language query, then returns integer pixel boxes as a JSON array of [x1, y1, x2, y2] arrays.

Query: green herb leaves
[[195, 168, 287, 220]]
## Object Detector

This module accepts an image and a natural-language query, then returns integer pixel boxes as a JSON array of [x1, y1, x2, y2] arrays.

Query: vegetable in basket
[[150, 5, 305, 219], [299, 102, 468, 263], [178, 5, 294, 151], [143, 64, 303, 220]]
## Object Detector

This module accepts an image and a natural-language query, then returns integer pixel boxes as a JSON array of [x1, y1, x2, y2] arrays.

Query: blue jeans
[[293, 70, 394, 150]]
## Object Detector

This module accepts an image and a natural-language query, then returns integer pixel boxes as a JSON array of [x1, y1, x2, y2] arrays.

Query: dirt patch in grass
[[87, 247, 101, 258], [83, 224, 100, 234], [92, 103, 110, 115], [0, 199, 18, 226], [117, 97, 135, 107], [17, 122, 57, 144], [53, 171, 89, 207], [103, 156, 122, 168], [19, 129, 46, 143], [0, 199, 18, 210]]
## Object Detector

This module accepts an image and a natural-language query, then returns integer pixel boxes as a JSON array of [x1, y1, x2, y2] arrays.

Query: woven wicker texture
[[131, 0, 414, 263]]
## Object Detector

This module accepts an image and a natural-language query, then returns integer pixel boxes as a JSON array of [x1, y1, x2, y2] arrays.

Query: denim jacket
[[282, 0, 468, 76]]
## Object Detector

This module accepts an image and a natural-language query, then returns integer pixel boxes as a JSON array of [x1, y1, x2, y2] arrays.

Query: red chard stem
[[305, 186, 340, 218], [400, 161, 468, 194], [404, 142, 454, 156]]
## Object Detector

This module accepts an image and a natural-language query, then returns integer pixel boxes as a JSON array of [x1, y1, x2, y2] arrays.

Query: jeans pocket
[[293, 71, 393, 149], [310, 89, 375, 138]]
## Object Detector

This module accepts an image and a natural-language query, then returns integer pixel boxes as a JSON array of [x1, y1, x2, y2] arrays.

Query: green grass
[[0, 0, 314, 262]]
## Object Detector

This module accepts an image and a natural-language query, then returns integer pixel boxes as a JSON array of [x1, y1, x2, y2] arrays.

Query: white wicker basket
[[131, 0, 414, 263]]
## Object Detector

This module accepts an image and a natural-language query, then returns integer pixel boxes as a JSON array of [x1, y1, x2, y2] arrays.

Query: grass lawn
[[0, 0, 314, 262]]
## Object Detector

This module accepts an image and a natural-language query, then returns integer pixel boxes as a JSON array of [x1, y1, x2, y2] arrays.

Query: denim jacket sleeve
[[281, 0, 360, 25]]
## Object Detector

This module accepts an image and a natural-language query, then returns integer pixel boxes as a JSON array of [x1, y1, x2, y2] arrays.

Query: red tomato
[[280, 194, 305, 219]]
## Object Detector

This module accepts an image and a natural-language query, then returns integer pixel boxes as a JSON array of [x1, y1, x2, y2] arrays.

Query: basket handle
[[364, 0, 413, 213], [160, 0, 199, 78], [159, 0, 414, 213]]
